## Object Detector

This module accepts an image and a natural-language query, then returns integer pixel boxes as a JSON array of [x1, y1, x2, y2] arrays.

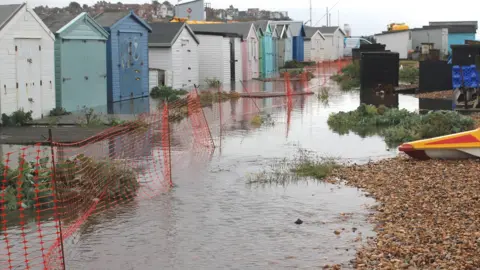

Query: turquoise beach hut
[[43, 12, 109, 112], [254, 21, 274, 79]]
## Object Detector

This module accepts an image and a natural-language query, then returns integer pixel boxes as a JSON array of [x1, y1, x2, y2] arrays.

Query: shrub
[[49, 107, 71, 117], [399, 66, 419, 84], [283, 60, 315, 69], [77, 106, 103, 126], [150, 85, 188, 101], [1, 157, 55, 211], [205, 78, 221, 88], [281, 70, 315, 81], [199, 91, 240, 106], [1, 109, 33, 126], [331, 62, 361, 90], [327, 104, 474, 147]]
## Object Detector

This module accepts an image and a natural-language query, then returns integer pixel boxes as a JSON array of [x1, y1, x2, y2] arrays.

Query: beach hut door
[[229, 38, 236, 82]]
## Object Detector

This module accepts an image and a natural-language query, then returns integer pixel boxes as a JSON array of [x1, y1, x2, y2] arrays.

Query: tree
[[82, 4, 89, 10], [162, 1, 171, 6], [68, 2, 81, 10], [152, 0, 160, 6]]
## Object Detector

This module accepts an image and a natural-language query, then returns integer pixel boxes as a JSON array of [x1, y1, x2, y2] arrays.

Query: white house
[[374, 30, 412, 59], [411, 27, 449, 57], [319, 26, 347, 61], [190, 24, 243, 88], [149, 22, 200, 90], [0, 3, 56, 119], [304, 26, 326, 62]]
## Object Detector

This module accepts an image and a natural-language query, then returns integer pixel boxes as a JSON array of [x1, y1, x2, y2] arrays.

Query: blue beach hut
[[94, 10, 152, 103]]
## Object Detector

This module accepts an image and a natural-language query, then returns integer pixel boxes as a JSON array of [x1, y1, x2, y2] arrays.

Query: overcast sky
[[11, 0, 480, 37]]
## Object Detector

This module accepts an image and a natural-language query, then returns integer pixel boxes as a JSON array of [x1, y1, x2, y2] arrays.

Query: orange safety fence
[[0, 68, 327, 269]]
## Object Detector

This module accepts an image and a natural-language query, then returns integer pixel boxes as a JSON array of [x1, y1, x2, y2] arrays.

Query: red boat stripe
[[425, 134, 480, 145], [403, 149, 430, 160]]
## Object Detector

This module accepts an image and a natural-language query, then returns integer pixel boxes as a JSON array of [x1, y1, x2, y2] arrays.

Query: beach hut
[[204, 22, 260, 81], [320, 26, 347, 61], [270, 24, 279, 75], [43, 12, 109, 112], [149, 22, 200, 90], [0, 3, 56, 119], [272, 24, 293, 68], [304, 26, 326, 62], [289, 22, 306, 62], [253, 21, 274, 79], [94, 10, 152, 103], [189, 24, 243, 87]]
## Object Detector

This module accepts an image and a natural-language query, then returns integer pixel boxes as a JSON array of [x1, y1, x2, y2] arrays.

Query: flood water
[[2, 78, 420, 269]]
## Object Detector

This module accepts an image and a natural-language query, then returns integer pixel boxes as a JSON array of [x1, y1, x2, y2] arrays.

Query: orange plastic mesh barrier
[[0, 70, 325, 269]]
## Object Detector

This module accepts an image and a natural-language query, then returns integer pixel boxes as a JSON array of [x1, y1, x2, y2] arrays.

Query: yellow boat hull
[[398, 129, 480, 159]]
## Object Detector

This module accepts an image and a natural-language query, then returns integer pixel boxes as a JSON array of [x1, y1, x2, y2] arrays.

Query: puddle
[[3, 81, 420, 269]]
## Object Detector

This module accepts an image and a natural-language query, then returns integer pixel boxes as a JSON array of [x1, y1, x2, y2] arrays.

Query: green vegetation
[[1, 109, 33, 126], [49, 107, 71, 117], [331, 62, 360, 90], [281, 69, 315, 81], [246, 149, 340, 185], [166, 91, 241, 122], [283, 60, 315, 69], [205, 78, 221, 88], [399, 60, 419, 68], [318, 87, 329, 101], [150, 85, 188, 101], [1, 154, 139, 212], [1, 157, 53, 211], [107, 116, 127, 126], [75, 106, 147, 128], [328, 104, 475, 146], [77, 106, 104, 127], [250, 113, 274, 127], [199, 91, 240, 107], [291, 156, 340, 180], [399, 66, 419, 84]]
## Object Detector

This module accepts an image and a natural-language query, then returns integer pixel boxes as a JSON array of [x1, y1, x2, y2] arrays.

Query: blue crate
[[453, 78, 463, 89], [452, 65, 461, 77]]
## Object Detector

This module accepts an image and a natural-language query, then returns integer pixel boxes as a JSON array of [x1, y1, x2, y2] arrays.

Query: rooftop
[[0, 3, 24, 31], [149, 22, 199, 47], [190, 23, 251, 39]]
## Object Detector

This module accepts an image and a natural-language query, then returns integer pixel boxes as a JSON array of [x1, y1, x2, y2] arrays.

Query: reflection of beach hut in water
[[42, 12, 109, 112], [94, 11, 152, 103]]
